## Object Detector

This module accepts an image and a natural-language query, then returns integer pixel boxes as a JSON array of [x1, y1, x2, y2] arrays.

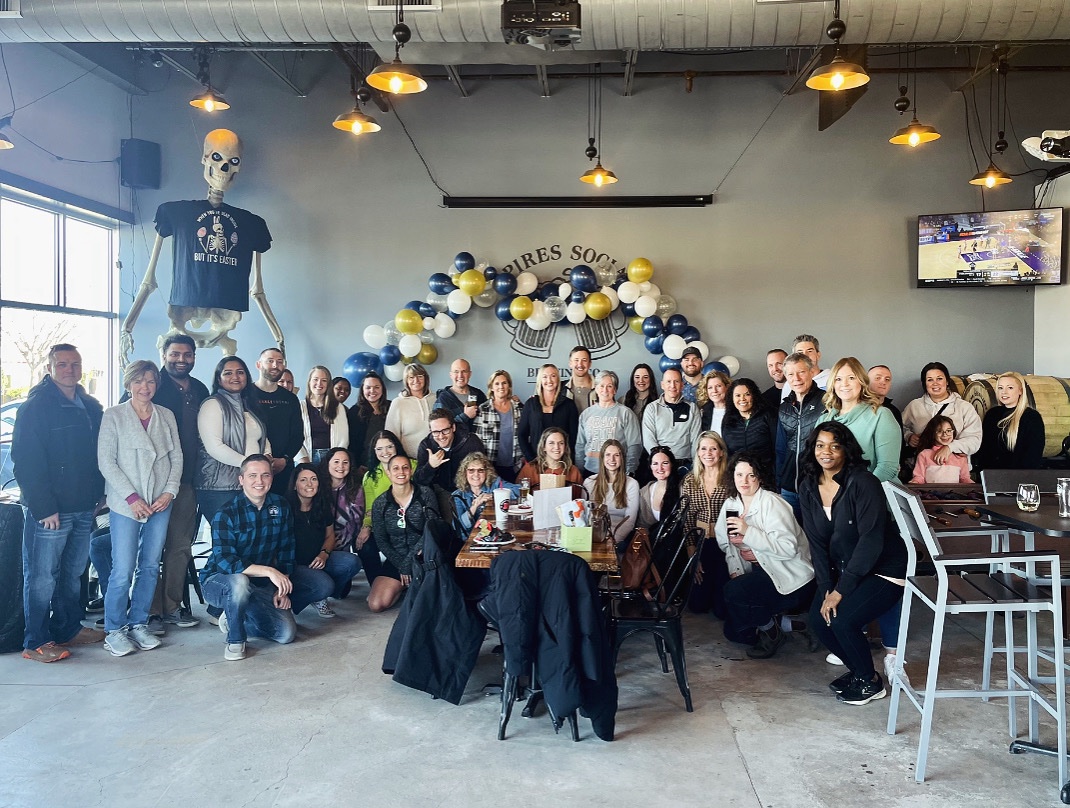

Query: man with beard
[[679, 346, 705, 404], [762, 348, 787, 411], [253, 347, 303, 495]]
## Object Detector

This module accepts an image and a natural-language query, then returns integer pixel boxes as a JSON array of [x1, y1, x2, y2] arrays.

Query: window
[[0, 185, 119, 409]]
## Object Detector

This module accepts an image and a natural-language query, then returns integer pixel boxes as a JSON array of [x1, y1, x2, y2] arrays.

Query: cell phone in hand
[[725, 509, 739, 535]]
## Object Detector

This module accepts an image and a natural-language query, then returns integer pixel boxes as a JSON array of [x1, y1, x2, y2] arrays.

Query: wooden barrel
[[948, 375, 972, 396], [963, 374, 1070, 457]]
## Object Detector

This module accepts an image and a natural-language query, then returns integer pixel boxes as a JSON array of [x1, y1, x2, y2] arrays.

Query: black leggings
[[809, 576, 904, 679]]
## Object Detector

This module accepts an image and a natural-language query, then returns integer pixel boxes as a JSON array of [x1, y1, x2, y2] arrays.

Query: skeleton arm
[[250, 252, 285, 354], [120, 234, 165, 368]]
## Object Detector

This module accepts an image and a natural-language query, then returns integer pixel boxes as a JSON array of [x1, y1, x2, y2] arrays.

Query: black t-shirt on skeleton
[[155, 200, 272, 312]]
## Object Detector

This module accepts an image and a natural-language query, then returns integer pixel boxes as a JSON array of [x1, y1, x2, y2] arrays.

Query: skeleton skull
[[202, 129, 243, 194]]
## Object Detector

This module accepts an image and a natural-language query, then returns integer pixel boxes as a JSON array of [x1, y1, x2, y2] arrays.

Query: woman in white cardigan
[[296, 365, 349, 464], [715, 451, 815, 660], [385, 363, 433, 457], [97, 360, 183, 657]]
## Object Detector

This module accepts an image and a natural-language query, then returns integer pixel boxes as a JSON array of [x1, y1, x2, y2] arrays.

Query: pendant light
[[189, 47, 230, 111], [579, 66, 617, 186], [968, 49, 1012, 188], [806, 1, 869, 92], [333, 76, 381, 135], [366, 2, 427, 95], [890, 48, 940, 147], [0, 116, 13, 149]]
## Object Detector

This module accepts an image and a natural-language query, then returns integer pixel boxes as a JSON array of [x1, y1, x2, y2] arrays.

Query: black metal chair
[[610, 526, 705, 712]]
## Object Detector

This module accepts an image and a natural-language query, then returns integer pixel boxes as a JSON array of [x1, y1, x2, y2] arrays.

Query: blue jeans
[[289, 565, 335, 613], [201, 572, 297, 644], [104, 508, 171, 632], [323, 551, 361, 599], [89, 530, 112, 597], [196, 488, 238, 528], [22, 508, 94, 649]]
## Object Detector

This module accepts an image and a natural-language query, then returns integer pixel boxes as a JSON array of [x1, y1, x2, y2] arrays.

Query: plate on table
[[507, 503, 533, 515], [472, 535, 516, 548]]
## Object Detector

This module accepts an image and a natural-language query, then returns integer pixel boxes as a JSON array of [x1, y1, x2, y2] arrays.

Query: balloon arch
[[344, 252, 739, 385]]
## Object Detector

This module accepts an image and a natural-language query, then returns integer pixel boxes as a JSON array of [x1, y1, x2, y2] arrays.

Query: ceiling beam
[[248, 51, 306, 97], [622, 49, 638, 97]]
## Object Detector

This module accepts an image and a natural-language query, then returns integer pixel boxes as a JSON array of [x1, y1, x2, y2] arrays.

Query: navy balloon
[[418, 303, 435, 319], [428, 272, 453, 295], [493, 273, 518, 296], [495, 296, 517, 321], [379, 345, 401, 367], [405, 299, 424, 312], [454, 252, 475, 271], [342, 352, 383, 387], [703, 361, 730, 375], [622, 302, 636, 317], [641, 316, 664, 337], [644, 334, 665, 354], [680, 326, 701, 343], [570, 264, 597, 293], [665, 314, 689, 336], [570, 290, 586, 304], [543, 282, 560, 298], [659, 355, 682, 373], [483, 266, 498, 280]]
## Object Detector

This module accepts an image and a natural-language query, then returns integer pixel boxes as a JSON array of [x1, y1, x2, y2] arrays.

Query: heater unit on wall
[[501, 0, 581, 48]]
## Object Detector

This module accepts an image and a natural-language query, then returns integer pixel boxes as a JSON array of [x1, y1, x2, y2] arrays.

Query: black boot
[[747, 622, 786, 659]]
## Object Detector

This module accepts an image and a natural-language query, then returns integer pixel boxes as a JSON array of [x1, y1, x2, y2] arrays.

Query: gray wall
[[9, 44, 1070, 404]]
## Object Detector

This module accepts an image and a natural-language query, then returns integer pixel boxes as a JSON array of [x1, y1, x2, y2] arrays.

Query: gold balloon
[[509, 295, 534, 320], [401, 355, 415, 365], [417, 343, 438, 365], [628, 315, 646, 335], [457, 269, 486, 297], [394, 308, 423, 335], [627, 257, 654, 284], [584, 291, 612, 321]]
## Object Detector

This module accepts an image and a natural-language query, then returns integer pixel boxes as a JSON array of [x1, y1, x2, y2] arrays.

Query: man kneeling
[[199, 454, 332, 661]]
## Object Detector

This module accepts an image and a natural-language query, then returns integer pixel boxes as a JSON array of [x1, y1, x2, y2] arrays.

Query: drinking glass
[[1016, 483, 1040, 513], [1057, 478, 1070, 518]]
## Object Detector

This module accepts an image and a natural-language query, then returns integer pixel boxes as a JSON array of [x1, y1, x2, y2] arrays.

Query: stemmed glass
[[1016, 483, 1040, 513]]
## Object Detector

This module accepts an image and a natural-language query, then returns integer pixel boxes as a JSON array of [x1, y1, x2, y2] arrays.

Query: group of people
[[12, 334, 1048, 699]]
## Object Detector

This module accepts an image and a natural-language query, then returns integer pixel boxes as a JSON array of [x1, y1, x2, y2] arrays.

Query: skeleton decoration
[[120, 128, 284, 367]]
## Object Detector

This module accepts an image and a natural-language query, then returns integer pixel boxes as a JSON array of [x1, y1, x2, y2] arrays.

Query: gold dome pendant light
[[890, 48, 940, 147], [579, 66, 617, 186], [366, 2, 427, 95], [968, 48, 1012, 188], [333, 74, 381, 134], [806, 1, 870, 92], [189, 47, 230, 111]]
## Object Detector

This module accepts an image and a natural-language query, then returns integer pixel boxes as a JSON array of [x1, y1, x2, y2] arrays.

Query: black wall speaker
[[120, 138, 161, 190]]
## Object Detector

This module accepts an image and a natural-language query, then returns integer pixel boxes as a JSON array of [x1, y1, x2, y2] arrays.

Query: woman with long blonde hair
[[296, 365, 349, 465], [518, 362, 579, 463], [682, 431, 732, 619], [975, 371, 1045, 470]]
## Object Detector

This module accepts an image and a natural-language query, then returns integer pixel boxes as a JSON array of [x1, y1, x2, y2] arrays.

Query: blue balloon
[[542, 282, 560, 298], [681, 326, 701, 343], [659, 355, 682, 373], [342, 352, 383, 387], [642, 316, 664, 337], [405, 299, 424, 312], [621, 302, 636, 317], [446, 310, 461, 320], [429, 272, 453, 295], [666, 314, 689, 336], [379, 345, 401, 366], [703, 361, 730, 375], [495, 296, 516, 321], [570, 290, 586, 304], [418, 303, 435, 319], [494, 273, 518, 296], [644, 334, 665, 354], [454, 252, 475, 271], [570, 264, 597, 293], [483, 265, 498, 280]]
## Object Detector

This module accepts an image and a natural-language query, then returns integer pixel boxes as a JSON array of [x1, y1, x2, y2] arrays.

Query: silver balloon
[[419, 330, 435, 345], [473, 287, 498, 308], [595, 263, 618, 286], [655, 294, 678, 319], [383, 320, 402, 346], [426, 292, 449, 313], [544, 295, 568, 322]]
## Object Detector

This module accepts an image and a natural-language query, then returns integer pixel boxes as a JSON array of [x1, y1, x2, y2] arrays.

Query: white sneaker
[[224, 642, 246, 661], [128, 624, 161, 651], [883, 654, 911, 688], [826, 653, 845, 666], [218, 612, 229, 636]]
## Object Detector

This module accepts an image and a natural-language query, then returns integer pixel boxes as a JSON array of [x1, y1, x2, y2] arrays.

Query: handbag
[[619, 527, 662, 600]]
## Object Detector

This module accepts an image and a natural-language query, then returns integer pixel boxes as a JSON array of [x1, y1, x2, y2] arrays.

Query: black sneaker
[[86, 597, 105, 614], [829, 671, 854, 694], [746, 622, 786, 659], [837, 674, 887, 705]]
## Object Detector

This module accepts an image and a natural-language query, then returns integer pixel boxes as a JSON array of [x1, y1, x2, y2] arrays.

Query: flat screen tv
[[916, 207, 1064, 288]]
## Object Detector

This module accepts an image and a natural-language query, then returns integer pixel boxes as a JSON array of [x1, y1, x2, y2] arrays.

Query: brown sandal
[[22, 642, 72, 663]]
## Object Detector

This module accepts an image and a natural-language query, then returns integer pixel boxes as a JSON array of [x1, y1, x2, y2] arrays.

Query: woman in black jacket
[[721, 378, 777, 471], [518, 363, 579, 462], [799, 421, 907, 707]]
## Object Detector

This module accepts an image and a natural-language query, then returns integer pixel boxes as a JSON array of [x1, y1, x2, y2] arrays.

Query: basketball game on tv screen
[[916, 207, 1064, 288]]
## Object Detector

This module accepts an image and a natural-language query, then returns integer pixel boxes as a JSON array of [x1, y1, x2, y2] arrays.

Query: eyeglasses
[[467, 467, 487, 474], [936, 428, 955, 436], [397, 507, 406, 529], [430, 427, 454, 438]]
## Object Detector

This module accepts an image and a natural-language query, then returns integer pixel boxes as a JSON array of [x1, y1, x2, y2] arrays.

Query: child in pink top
[[911, 415, 972, 484]]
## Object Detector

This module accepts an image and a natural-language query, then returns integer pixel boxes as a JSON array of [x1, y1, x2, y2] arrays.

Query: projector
[[502, 1, 581, 47], [1022, 129, 1070, 163]]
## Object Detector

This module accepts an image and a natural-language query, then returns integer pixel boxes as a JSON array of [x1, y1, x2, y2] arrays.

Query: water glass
[[1016, 483, 1040, 513], [1058, 478, 1070, 518]]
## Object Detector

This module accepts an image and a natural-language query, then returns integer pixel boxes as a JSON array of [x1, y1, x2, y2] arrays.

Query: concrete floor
[[1, 582, 1067, 808]]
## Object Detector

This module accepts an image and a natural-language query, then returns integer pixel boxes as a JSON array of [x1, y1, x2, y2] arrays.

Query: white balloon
[[599, 285, 619, 310], [566, 302, 587, 324], [426, 292, 449, 313], [363, 324, 387, 350], [663, 334, 686, 360], [422, 316, 436, 330], [447, 289, 472, 314], [384, 363, 405, 382], [398, 334, 422, 358], [527, 302, 551, 331], [645, 283, 661, 300], [719, 355, 741, 376], [688, 340, 710, 361], [544, 296, 567, 322], [433, 312, 456, 338], [515, 271, 538, 296], [558, 282, 572, 300], [473, 288, 498, 308], [617, 281, 640, 304], [639, 282, 651, 293], [634, 294, 657, 318]]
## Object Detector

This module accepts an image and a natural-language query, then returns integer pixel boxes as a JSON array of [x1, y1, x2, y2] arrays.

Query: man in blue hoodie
[[13, 344, 106, 662]]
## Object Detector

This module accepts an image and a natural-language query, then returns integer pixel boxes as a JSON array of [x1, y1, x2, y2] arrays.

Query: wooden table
[[454, 507, 619, 572]]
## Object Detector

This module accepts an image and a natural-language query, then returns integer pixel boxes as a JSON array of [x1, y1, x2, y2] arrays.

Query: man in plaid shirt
[[199, 454, 330, 661]]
